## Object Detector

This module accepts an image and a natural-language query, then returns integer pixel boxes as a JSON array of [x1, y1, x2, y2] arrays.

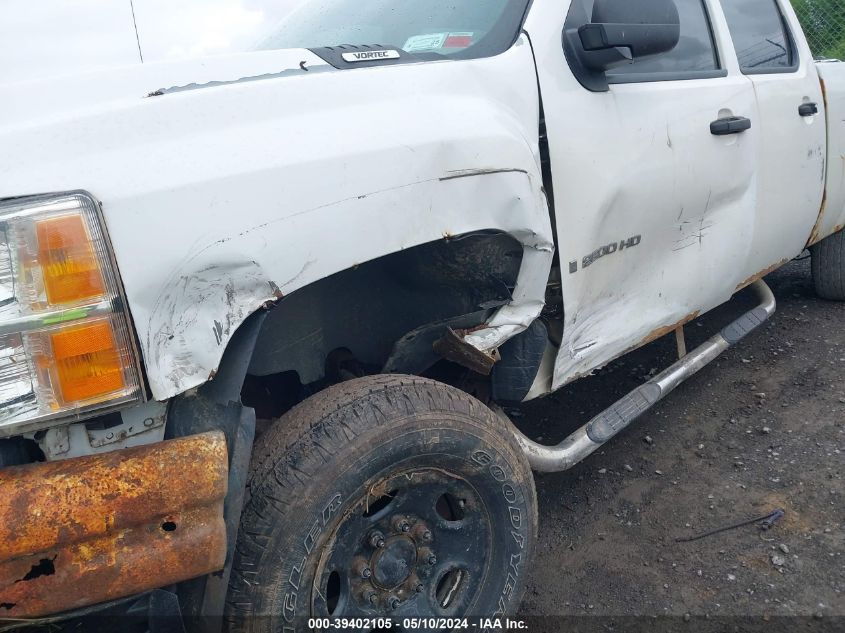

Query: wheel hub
[[311, 469, 491, 618], [371, 536, 416, 589], [350, 512, 437, 608]]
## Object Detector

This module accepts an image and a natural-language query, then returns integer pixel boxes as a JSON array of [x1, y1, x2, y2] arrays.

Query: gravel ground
[[512, 258, 844, 626]]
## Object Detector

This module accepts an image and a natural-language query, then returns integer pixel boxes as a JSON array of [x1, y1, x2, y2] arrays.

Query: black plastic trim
[[309, 44, 426, 70], [720, 306, 770, 345], [167, 311, 265, 627], [710, 115, 752, 135], [563, 0, 727, 91], [562, 0, 610, 92], [608, 68, 728, 84], [586, 382, 662, 443]]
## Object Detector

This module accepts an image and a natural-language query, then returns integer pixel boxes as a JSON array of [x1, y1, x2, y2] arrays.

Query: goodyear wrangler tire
[[225, 375, 537, 632], [811, 229, 845, 301]]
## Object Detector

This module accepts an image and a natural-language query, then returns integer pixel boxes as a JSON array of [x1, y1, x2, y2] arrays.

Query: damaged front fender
[[50, 34, 552, 400]]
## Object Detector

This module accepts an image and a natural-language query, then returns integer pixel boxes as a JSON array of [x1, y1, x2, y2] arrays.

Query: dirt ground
[[512, 258, 843, 625]]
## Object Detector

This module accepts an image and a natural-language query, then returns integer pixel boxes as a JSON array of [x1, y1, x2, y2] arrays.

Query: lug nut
[[369, 531, 385, 548], [415, 584, 424, 593], [362, 567, 372, 579], [388, 597, 400, 610], [422, 530, 432, 542], [392, 515, 412, 533], [365, 591, 378, 605], [427, 554, 437, 566]]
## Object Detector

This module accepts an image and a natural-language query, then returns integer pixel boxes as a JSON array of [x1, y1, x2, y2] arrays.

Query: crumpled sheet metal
[[0, 432, 228, 618]]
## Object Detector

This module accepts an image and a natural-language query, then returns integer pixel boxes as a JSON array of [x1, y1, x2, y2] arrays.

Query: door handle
[[710, 116, 752, 136], [799, 102, 819, 117]]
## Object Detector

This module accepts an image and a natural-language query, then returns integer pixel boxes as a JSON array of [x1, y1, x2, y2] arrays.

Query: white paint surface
[[0, 0, 840, 405]]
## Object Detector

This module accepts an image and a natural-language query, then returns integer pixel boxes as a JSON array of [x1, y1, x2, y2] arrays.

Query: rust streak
[[638, 312, 700, 349], [807, 76, 831, 248], [735, 258, 790, 292], [432, 327, 500, 375], [806, 189, 828, 247]]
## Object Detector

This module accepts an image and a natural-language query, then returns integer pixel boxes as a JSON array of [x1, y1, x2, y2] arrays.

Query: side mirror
[[563, 0, 681, 90]]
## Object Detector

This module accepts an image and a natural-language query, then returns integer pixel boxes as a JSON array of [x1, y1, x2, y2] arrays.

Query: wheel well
[[240, 232, 524, 417]]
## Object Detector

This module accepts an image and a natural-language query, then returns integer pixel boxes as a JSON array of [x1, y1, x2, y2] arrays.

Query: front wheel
[[225, 376, 537, 632]]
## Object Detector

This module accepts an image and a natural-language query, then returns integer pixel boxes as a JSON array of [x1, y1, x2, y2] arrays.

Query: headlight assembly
[[0, 192, 142, 435]]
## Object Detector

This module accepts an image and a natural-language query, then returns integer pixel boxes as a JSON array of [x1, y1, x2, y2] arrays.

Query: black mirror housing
[[563, 0, 681, 91], [579, 22, 681, 60]]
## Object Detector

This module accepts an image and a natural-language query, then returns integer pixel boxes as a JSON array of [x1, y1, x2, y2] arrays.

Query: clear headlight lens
[[0, 192, 142, 434]]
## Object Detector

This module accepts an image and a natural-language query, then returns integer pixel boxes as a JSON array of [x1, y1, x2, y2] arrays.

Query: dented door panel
[[525, 0, 758, 388]]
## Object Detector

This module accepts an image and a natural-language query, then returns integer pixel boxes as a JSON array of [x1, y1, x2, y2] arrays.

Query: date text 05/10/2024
[[307, 618, 529, 630]]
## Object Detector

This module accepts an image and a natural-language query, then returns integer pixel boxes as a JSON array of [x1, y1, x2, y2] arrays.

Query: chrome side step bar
[[513, 280, 776, 473]]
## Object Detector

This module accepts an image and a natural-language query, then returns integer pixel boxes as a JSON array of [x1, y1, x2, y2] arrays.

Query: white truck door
[[719, 0, 827, 279], [526, 0, 759, 389]]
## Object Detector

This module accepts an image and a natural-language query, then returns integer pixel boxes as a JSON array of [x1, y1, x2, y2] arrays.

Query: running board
[[512, 280, 776, 473]]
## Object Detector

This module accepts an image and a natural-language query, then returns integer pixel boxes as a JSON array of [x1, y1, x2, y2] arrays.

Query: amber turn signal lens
[[36, 214, 105, 305], [50, 320, 125, 404]]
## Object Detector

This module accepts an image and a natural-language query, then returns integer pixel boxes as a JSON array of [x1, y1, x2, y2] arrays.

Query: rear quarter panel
[[810, 62, 845, 244]]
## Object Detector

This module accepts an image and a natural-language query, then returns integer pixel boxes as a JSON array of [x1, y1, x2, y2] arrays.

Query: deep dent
[[146, 168, 554, 397]]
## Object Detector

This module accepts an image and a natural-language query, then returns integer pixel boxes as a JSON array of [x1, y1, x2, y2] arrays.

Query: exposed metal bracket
[[510, 281, 776, 473], [433, 327, 501, 375], [674, 325, 687, 360]]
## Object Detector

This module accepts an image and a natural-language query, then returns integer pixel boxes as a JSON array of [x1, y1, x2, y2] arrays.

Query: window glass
[[721, 0, 794, 71], [608, 0, 719, 77], [258, 0, 531, 60]]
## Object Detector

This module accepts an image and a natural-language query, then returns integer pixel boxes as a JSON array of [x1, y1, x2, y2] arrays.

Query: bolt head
[[427, 555, 437, 566], [422, 530, 432, 542], [369, 532, 385, 548], [368, 593, 378, 605], [400, 522, 411, 533], [362, 567, 372, 579], [415, 584, 424, 593], [389, 597, 400, 610]]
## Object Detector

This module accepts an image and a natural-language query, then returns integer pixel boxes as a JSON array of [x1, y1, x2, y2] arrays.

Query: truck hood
[[0, 48, 331, 130]]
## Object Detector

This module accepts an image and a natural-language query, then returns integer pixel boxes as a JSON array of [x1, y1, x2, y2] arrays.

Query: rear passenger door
[[527, 0, 759, 388], [719, 0, 826, 281]]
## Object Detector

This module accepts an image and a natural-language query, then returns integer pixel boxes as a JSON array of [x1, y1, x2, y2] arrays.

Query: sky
[[0, 0, 306, 83]]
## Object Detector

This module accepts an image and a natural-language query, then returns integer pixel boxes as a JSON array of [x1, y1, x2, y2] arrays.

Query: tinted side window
[[608, 0, 719, 77], [721, 0, 795, 72]]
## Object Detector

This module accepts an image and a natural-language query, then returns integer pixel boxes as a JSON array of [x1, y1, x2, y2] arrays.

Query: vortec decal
[[341, 50, 401, 63]]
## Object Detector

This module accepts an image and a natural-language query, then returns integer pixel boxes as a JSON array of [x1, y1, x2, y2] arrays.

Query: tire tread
[[225, 375, 536, 631], [812, 229, 845, 300]]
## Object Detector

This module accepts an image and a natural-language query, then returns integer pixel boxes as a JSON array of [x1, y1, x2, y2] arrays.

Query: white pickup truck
[[1, 0, 843, 628]]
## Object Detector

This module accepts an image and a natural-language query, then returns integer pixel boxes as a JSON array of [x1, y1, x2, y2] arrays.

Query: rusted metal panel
[[433, 327, 502, 375], [637, 312, 701, 349], [735, 258, 791, 292], [0, 432, 227, 618]]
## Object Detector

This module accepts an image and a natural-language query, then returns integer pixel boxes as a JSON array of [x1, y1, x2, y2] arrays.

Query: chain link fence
[[792, 0, 845, 59]]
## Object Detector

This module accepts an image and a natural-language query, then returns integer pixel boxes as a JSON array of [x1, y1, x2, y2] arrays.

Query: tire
[[811, 229, 845, 300], [225, 375, 537, 632]]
